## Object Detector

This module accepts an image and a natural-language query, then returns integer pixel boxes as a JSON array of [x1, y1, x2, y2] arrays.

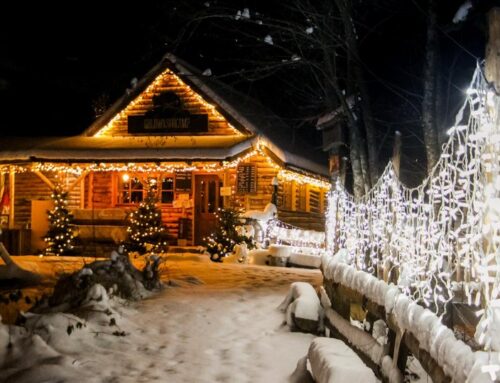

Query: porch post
[[8, 167, 15, 228]]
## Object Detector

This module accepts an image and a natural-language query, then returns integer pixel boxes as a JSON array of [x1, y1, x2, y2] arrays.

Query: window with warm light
[[116, 174, 175, 205]]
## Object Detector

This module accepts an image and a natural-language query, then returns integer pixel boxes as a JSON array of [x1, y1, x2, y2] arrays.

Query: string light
[[326, 64, 500, 340], [94, 68, 242, 137], [266, 218, 325, 250], [278, 169, 330, 189], [0, 142, 330, 192]]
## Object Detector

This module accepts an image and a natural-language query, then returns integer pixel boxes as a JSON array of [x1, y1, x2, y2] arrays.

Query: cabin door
[[194, 175, 222, 245]]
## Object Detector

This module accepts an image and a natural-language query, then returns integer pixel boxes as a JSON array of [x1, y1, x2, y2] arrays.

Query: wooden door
[[194, 175, 222, 245]]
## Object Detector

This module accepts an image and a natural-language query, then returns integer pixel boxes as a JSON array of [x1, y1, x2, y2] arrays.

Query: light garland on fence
[[94, 68, 242, 137], [326, 64, 500, 318], [266, 218, 326, 250]]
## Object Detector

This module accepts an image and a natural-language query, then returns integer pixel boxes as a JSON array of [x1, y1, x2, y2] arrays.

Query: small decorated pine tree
[[205, 207, 255, 262], [125, 180, 169, 255], [44, 185, 78, 256]]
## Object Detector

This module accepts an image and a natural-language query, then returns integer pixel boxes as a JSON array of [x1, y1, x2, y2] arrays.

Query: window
[[160, 177, 174, 203], [118, 176, 144, 204], [117, 174, 175, 205]]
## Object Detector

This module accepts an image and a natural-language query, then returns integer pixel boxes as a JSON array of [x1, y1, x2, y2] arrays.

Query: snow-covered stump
[[279, 282, 322, 334], [32, 246, 163, 314]]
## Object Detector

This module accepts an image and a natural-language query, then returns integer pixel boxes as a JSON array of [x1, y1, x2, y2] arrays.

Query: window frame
[[115, 173, 176, 206]]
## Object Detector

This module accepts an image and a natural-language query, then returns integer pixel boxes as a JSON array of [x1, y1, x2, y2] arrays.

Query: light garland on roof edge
[[0, 142, 330, 190], [94, 68, 242, 137]]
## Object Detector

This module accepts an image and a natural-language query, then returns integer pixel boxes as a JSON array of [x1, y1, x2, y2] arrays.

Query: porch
[[0, 154, 329, 255]]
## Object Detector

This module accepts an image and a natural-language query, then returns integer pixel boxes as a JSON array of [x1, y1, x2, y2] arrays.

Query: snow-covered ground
[[1, 254, 323, 383]]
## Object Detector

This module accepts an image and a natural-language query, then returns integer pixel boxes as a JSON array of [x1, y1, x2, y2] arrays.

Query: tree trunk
[[348, 121, 367, 198], [336, 0, 377, 187], [422, 0, 441, 173], [485, 7, 500, 92]]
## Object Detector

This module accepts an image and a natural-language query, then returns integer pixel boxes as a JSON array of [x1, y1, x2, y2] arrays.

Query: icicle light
[[326, 64, 500, 316]]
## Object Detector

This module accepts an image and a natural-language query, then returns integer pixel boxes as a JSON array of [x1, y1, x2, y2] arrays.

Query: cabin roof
[[0, 54, 328, 177], [0, 136, 328, 176]]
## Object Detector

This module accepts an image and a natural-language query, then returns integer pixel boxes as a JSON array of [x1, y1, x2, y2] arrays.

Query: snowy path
[[120, 257, 322, 382], [1, 255, 322, 383]]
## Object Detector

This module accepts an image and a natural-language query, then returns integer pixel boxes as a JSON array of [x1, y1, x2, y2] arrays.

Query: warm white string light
[[94, 68, 242, 137]]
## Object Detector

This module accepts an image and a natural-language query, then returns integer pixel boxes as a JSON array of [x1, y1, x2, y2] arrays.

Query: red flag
[[0, 186, 9, 213]]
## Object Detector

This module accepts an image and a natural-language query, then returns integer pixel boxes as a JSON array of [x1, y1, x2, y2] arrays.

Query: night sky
[[0, 0, 495, 182]]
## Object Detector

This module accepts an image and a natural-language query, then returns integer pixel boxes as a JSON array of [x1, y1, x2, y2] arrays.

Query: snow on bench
[[289, 252, 322, 269], [308, 337, 378, 383], [279, 282, 322, 333]]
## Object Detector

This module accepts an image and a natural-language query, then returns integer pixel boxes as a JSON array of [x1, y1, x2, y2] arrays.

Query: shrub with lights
[[44, 185, 78, 256], [125, 179, 169, 255], [205, 207, 255, 262]]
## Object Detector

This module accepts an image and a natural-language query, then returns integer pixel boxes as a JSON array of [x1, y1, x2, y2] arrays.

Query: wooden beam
[[8, 168, 15, 229], [33, 170, 55, 190], [111, 172, 117, 207], [87, 172, 94, 209], [319, 189, 325, 214], [305, 184, 311, 212], [68, 171, 88, 192], [291, 181, 297, 212], [80, 177, 85, 209]]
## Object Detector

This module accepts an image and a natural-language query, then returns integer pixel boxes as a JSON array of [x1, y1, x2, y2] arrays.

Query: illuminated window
[[160, 177, 174, 203], [117, 174, 174, 205]]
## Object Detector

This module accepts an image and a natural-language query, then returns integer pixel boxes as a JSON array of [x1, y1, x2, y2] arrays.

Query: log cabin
[[0, 54, 330, 255]]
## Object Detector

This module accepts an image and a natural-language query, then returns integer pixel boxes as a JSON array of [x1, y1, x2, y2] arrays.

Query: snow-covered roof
[[0, 136, 254, 162]]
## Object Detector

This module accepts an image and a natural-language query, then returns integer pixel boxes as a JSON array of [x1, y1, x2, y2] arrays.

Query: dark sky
[[0, 0, 493, 153]]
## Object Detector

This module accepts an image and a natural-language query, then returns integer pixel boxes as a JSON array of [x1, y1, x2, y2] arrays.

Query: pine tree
[[205, 207, 255, 262], [125, 180, 169, 255], [44, 185, 78, 256]]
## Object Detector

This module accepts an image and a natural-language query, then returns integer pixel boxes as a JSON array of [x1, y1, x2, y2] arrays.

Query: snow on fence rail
[[321, 258, 500, 382], [326, 64, 500, 320]]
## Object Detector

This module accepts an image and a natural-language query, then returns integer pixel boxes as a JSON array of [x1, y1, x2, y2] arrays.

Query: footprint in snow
[[182, 276, 204, 285]]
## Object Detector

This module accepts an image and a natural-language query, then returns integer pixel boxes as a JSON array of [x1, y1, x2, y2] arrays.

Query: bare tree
[[176, 0, 379, 196], [422, 0, 441, 173]]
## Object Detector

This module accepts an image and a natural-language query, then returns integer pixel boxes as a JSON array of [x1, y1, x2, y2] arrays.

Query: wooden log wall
[[12, 171, 81, 227], [277, 210, 325, 232], [226, 155, 329, 222], [83, 172, 192, 242], [84, 172, 112, 209], [161, 208, 193, 241], [227, 154, 277, 211], [99, 72, 239, 137]]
